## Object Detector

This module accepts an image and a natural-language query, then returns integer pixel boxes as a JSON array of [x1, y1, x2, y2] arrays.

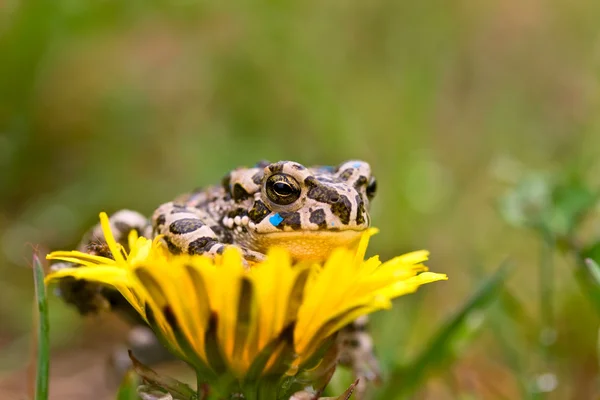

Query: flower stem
[[196, 372, 210, 400], [196, 373, 202, 400]]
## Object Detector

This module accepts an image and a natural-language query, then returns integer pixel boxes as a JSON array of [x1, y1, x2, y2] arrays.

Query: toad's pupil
[[274, 181, 293, 196]]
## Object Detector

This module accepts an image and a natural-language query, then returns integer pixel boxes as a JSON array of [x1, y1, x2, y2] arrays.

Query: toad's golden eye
[[266, 174, 301, 205]]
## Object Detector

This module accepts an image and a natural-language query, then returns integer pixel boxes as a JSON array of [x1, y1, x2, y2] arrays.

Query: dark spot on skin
[[309, 209, 327, 229], [113, 221, 142, 241], [355, 194, 366, 225], [164, 237, 182, 254], [345, 320, 368, 332], [305, 176, 340, 204], [305, 176, 354, 225], [113, 221, 129, 234], [232, 183, 251, 202], [216, 245, 225, 255], [188, 237, 218, 255], [268, 162, 284, 174], [291, 163, 306, 170], [57, 277, 106, 315], [346, 339, 361, 348], [169, 218, 205, 235], [221, 173, 231, 190], [354, 175, 368, 190], [366, 177, 377, 200], [331, 195, 352, 225], [338, 168, 354, 181], [170, 204, 189, 214], [211, 225, 234, 244], [278, 211, 302, 230], [156, 214, 166, 227], [227, 208, 248, 219], [252, 171, 263, 186], [193, 201, 209, 210], [248, 200, 270, 223]]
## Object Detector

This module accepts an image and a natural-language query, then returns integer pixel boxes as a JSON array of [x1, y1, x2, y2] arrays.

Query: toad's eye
[[266, 174, 301, 205], [366, 177, 377, 200]]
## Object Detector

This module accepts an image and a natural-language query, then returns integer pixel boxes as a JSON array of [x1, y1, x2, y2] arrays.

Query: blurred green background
[[2, 1, 600, 399]]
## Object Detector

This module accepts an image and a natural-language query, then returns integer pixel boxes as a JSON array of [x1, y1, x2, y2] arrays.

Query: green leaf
[[33, 253, 49, 400], [547, 179, 598, 237], [497, 171, 598, 237], [377, 261, 513, 399]]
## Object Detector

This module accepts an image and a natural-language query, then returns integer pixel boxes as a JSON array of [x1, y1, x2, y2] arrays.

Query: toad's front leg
[[52, 209, 151, 315], [337, 316, 381, 398]]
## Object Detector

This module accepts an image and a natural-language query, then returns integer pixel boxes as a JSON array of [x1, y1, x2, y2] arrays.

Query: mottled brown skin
[[150, 160, 375, 262], [53, 160, 380, 396]]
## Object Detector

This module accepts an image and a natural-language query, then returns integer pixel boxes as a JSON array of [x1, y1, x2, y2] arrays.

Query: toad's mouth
[[253, 229, 365, 262]]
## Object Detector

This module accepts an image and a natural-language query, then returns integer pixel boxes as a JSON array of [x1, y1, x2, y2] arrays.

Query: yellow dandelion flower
[[46, 212, 447, 398]]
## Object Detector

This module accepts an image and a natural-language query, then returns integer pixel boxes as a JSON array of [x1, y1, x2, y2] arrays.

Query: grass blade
[[33, 253, 49, 400], [488, 290, 535, 399], [378, 260, 513, 399], [567, 243, 600, 315], [574, 257, 600, 315], [585, 258, 600, 286]]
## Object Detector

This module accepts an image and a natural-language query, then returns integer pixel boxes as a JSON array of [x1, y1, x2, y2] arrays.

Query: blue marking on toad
[[270, 213, 284, 227]]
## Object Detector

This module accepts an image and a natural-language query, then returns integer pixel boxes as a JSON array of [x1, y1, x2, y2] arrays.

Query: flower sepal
[[289, 380, 358, 400], [128, 351, 199, 400]]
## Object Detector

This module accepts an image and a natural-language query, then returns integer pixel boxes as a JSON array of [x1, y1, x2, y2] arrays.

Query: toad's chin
[[253, 229, 365, 262]]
